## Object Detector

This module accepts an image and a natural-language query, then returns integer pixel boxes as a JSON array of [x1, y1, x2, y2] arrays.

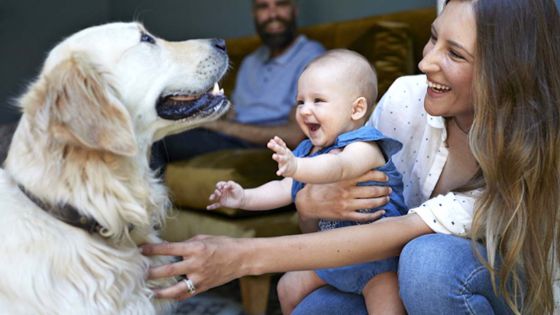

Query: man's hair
[[252, 0, 297, 5]]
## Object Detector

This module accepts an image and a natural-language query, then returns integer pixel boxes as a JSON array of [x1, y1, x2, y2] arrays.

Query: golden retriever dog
[[0, 22, 229, 314]]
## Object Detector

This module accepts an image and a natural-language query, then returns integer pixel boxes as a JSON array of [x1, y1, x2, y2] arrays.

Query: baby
[[208, 49, 407, 314]]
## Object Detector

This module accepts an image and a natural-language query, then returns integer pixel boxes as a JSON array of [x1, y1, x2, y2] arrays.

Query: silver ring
[[183, 278, 196, 295]]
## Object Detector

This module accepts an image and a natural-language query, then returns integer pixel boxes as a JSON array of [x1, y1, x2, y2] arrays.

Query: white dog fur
[[0, 22, 229, 314]]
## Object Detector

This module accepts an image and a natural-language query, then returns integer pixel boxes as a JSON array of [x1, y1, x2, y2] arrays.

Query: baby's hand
[[207, 181, 245, 210], [267, 136, 298, 177]]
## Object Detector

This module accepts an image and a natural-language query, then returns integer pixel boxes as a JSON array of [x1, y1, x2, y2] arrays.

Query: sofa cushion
[[165, 148, 282, 217]]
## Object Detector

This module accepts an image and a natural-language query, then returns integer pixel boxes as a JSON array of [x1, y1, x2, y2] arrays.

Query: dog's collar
[[17, 184, 106, 235]]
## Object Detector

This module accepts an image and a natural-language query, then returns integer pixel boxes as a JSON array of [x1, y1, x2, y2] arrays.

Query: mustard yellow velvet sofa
[[161, 7, 436, 315]]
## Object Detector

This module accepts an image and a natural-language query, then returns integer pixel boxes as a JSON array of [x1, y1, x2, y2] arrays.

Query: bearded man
[[151, 0, 325, 170]]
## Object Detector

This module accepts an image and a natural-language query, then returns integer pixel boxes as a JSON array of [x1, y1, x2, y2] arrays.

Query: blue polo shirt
[[232, 35, 325, 125]]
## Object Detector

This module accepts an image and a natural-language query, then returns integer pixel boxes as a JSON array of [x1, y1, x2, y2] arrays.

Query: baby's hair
[[306, 49, 378, 111]]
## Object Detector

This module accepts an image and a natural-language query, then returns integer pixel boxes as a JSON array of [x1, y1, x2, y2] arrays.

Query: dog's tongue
[[168, 83, 223, 102], [169, 95, 198, 101]]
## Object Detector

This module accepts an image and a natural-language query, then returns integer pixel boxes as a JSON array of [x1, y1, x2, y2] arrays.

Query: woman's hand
[[296, 170, 391, 223], [141, 235, 246, 301]]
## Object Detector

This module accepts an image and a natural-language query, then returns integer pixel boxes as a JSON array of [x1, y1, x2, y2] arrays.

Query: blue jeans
[[292, 234, 515, 315]]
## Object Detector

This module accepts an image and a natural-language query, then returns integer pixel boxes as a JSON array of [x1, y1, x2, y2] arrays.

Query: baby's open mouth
[[306, 123, 320, 132]]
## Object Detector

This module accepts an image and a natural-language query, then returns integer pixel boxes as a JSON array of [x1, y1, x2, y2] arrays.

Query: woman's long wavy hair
[[464, 0, 560, 313]]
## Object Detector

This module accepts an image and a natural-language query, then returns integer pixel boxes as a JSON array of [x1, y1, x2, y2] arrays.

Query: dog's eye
[[140, 32, 156, 44]]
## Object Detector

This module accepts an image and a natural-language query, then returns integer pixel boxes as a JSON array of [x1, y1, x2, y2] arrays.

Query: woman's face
[[419, 0, 476, 122]]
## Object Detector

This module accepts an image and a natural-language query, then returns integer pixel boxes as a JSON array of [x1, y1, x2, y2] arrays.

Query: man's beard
[[255, 15, 298, 52]]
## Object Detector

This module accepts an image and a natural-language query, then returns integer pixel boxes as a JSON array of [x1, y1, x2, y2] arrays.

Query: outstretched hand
[[207, 180, 245, 210], [267, 136, 298, 177], [142, 235, 245, 301]]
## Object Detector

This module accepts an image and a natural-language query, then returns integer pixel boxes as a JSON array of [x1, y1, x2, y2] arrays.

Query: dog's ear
[[45, 53, 138, 157]]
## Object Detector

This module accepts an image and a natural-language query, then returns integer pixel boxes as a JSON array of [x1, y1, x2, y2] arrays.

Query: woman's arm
[[142, 213, 432, 300], [247, 214, 432, 271]]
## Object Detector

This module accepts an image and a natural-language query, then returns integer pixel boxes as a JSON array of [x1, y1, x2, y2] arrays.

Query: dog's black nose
[[212, 38, 227, 53]]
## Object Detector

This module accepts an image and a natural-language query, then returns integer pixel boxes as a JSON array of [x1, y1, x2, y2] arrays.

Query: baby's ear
[[351, 97, 368, 121]]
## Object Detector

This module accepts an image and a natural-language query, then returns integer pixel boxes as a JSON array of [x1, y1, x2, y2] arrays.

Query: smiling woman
[[420, 1, 476, 130]]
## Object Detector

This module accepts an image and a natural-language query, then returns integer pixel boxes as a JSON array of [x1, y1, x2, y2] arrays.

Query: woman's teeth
[[427, 80, 451, 92]]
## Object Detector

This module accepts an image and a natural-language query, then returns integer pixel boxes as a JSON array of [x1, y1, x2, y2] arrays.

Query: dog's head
[[20, 22, 230, 157]]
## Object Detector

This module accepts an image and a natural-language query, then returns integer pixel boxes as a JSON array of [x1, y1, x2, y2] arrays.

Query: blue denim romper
[[291, 125, 407, 293]]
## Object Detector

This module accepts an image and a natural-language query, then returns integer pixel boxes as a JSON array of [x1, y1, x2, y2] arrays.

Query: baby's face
[[295, 64, 358, 149]]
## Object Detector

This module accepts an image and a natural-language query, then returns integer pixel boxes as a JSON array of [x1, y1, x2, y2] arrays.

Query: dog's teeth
[[212, 82, 220, 95]]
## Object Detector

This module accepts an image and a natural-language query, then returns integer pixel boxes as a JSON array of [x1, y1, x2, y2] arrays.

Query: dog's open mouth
[[156, 82, 229, 120]]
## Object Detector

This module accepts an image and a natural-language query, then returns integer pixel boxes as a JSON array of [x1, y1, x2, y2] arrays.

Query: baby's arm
[[207, 178, 293, 211], [268, 136, 386, 184]]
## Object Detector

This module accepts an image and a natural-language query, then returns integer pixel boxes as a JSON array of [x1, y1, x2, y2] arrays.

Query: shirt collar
[[427, 113, 445, 129], [261, 35, 307, 65], [427, 113, 448, 142]]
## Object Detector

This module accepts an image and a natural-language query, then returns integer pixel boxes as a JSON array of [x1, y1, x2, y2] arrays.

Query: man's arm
[[204, 107, 304, 149]]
